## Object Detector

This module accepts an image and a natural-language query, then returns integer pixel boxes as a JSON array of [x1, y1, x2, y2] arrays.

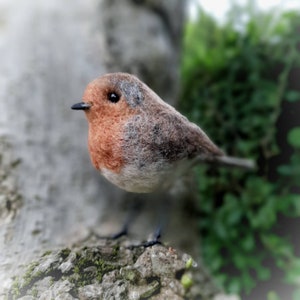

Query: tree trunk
[[0, 1, 234, 299]]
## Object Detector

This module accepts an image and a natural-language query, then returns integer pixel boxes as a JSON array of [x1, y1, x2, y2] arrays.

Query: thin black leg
[[96, 196, 143, 240], [128, 193, 170, 248]]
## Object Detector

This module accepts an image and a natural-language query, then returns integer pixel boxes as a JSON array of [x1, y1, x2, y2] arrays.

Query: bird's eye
[[107, 92, 120, 103]]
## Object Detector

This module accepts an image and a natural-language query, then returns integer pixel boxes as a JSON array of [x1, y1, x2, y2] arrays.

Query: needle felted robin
[[71, 72, 253, 193]]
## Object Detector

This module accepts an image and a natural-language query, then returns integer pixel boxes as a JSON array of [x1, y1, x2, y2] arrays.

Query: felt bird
[[71, 72, 253, 193]]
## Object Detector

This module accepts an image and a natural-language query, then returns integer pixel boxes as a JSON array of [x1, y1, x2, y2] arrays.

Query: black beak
[[71, 102, 91, 110]]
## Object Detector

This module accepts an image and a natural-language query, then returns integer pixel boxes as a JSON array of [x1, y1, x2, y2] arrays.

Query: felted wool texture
[[82, 72, 223, 193], [116, 74, 223, 192]]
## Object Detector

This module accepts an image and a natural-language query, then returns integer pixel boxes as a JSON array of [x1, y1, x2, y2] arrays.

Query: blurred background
[[0, 0, 299, 299], [183, 0, 300, 299]]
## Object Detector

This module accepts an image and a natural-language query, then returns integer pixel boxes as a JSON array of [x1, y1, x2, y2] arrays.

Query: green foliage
[[180, 3, 300, 296], [288, 127, 300, 148]]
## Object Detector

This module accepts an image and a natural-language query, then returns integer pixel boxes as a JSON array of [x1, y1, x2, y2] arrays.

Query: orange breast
[[87, 105, 137, 174], [88, 120, 122, 173]]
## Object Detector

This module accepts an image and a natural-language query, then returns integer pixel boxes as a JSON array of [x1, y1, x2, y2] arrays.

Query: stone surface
[[6, 238, 222, 300]]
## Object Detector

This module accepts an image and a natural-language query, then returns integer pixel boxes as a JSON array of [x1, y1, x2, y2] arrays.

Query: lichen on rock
[[7, 237, 222, 300], [0, 136, 22, 226]]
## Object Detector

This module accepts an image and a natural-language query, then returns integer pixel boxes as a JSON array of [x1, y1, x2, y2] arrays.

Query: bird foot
[[127, 227, 162, 249]]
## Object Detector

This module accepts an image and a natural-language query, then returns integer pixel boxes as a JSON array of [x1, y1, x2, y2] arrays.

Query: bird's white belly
[[101, 157, 195, 193], [101, 164, 172, 193]]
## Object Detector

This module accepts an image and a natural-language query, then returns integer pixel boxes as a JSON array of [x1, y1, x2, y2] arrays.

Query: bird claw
[[126, 227, 162, 249], [126, 239, 162, 250], [109, 227, 128, 240]]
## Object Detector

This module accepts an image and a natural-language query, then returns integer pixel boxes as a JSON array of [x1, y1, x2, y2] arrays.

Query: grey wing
[[143, 111, 222, 162], [123, 110, 223, 170]]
